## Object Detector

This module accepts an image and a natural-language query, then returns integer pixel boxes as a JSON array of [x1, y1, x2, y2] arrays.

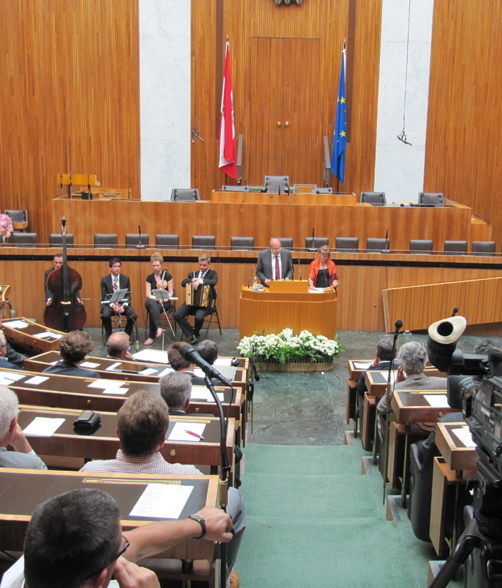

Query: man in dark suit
[[256, 238, 294, 286], [42, 331, 101, 378], [100, 257, 137, 340], [173, 254, 218, 345]]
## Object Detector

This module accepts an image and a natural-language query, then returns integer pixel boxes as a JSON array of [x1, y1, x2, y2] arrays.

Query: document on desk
[[168, 422, 206, 442], [194, 366, 236, 381], [191, 388, 224, 402], [133, 349, 168, 364], [88, 380, 128, 394], [138, 368, 157, 376], [451, 426, 476, 448], [23, 416, 65, 437], [33, 331, 63, 340], [80, 361, 100, 368], [105, 362, 122, 371], [129, 483, 194, 519], [424, 394, 449, 407], [24, 376, 50, 386], [214, 358, 232, 367], [158, 367, 174, 377], [0, 372, 26, 384], [353, 362, 372, 369], [4, 320, 30, 329]]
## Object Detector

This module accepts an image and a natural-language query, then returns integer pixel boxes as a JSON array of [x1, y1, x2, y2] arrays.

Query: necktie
[[275, 256, 280, 280], [113, 277, 118, 291]]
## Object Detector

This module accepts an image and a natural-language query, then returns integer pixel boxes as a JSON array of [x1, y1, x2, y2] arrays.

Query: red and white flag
[[218, 40, 237, 179]]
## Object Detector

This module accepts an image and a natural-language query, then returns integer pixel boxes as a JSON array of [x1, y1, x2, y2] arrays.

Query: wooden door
[[249, 37, 322, 186]]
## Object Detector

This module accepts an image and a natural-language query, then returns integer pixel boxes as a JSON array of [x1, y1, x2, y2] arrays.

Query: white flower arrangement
[[237, 329, 342, 367]]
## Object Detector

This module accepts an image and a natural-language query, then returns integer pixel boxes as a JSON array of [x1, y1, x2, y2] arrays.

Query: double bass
[[44, 218, 87, 332]]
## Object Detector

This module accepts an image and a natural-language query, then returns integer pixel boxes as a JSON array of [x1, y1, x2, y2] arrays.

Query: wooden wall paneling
[[425, 1, 502, 245], [192, 0, 382, 200], [0, 1, 140, 242]]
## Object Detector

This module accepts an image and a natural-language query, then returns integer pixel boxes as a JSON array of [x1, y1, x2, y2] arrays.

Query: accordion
[[186, 283, 210, 307]]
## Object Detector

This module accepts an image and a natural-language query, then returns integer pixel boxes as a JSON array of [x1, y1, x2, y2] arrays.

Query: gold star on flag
[[340, 131, 346, 137], [340, 97, 345, 104]]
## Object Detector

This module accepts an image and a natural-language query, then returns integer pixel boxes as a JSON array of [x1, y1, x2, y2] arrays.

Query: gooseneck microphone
[[394, 319, 403, 334], [178, 344, 234, 389], [452, 307, 459, 317]]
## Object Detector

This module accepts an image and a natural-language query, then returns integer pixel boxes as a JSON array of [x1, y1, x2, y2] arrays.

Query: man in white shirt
[[100, 258, 137, 340]]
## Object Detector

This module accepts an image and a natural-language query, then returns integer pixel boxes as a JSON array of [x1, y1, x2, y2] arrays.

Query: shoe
[[144, 338, 154, 346], [155, 328, 163, 338], [229, 570, 240, 588], [190, 335, 199, 345]]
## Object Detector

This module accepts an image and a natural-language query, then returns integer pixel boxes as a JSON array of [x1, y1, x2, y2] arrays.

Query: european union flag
[[331, 51, 347, 184]]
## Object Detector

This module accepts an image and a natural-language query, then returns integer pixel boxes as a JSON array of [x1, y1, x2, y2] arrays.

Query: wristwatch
[[188, 513, 206, 539]]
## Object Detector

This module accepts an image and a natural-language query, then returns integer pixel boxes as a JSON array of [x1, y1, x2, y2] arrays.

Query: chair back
[[12, 232, 37, 248], [360, 192, 386, 206], [410, 239, 433, 254], [263, 176, 290, 193], [4, 209, 29, 231], [418, 192, 444, 207], [277, 238, 294, 250], [156, 235, 180, 249], [192, 236, 216, 250], [315, 187, 333, 194], [125, 234, 150, 249], [171, 189, 200, 202], [472, 241, 496, 256], [230, 237, 254, 251], [222, 185, 249, 192], [305, 237, 329, 251], [336, 237, 359, 252], [444, 240, 467, 255], [366, 238, 390, 252], [94, 234, 118, 248], [50, 234, 74, 248]]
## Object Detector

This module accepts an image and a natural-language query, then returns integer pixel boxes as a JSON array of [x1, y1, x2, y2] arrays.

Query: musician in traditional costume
[[173, 253, 218, 345], [144, 251, 174, 346]]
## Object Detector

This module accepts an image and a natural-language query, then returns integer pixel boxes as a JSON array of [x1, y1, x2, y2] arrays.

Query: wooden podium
[[239, 281, 337, 338]]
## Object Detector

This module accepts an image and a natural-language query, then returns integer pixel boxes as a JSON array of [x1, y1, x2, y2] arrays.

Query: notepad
[[88, 380, 128, 394], [105, 362, 122, 371], [424, 394, 449, 407], [133, 349, 168, 364], [168, 422, 206, 442], [80, 361, 100, 368], [24, 376, 50, 386], [33, 331, 63, 340], [4, 320, 30, 329], [158, 367, 174, 377], [129, 484, 194, 519], [0, 372, 26, 383], [23, 417, 65, 437], [139, 368, 157, 376], [353, 362, 372, 370]]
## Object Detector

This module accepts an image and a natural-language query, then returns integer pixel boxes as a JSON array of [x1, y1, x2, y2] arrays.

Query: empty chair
[[94, 234, 118, 248], [170, 189, 200, 202], [305, 237, 329, 251], [49, 234, 74, 248], [263, 176, 290, 193], [366, 238, 391, 252], [192, 235, 215, 250], [336, 237, 359, 253], [230, 237, 255, 251], [410, 239, 433, 254], [315, 187, 333, 194], [360, 192, 386, 206], [277, 238, 293, 250], [472, 241, 496, 256], [125, 234, 150, 249], [12, 232, 37, 248], [418, 192, 444, 207], [156, 234, 180, 249], [444, 240, 468, 255], [4, 210, 29, 232], [222, 185, 249, 192]]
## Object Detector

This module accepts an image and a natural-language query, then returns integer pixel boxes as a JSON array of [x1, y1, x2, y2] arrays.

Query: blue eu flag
[[331, 52, 347, 184]]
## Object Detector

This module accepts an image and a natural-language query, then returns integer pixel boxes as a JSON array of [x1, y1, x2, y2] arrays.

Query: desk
[[0, 468, 218, 561], [2, 318, 64, 354], [0, 368, 242, 420], [391, 390, 455, 423], [18, 405, 235, 470], [211, 191, 358, 206], [239, 285, 337, 338]]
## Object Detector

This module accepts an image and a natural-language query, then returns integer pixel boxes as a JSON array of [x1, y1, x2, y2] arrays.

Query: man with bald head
[[256, 238, 294, 286]]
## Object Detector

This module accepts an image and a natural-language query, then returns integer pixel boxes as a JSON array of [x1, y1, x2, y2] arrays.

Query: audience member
[[474, 338, 502, 355], [107, 332, 135, 361], [0, 332, 22, 370], [0, 487, 233, 588], [0, 385, 47, 469], [168, 341, 209, 385], [159, 372, 192, 416], [42, 331, 101, 378], [197, 339, 219, 365]]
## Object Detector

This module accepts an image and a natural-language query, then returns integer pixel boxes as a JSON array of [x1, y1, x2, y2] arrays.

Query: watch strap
[[188, 514, 206, 539]]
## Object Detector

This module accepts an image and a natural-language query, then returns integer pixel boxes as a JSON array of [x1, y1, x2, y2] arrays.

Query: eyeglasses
[[83, 535, 130, 580]]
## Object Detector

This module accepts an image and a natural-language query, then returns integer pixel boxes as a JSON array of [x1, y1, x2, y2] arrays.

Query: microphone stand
[[136, 225, 146, 249], [203, 375, 231, 588]]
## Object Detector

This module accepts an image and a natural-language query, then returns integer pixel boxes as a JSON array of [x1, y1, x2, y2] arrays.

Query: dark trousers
[[173, 303, 208, 337], [145, 298, 172, 338], [101, 304, 136, 339]]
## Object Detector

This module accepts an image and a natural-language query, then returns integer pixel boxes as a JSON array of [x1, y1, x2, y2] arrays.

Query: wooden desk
[[18, 405, 235, 470], [2, 318, 64, 354], [391, 390, 455, 423], [239, 285, 337, 339], [211, 190, 358, 206], [347, 359, 374, 381], [25, 351, 248, 391], [436, 422, 478, 471], [0, 468, 218, 561], [0, 368, 242, 420]]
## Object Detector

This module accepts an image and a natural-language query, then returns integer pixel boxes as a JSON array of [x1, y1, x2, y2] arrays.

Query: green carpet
[[237, 443, 463, 588]]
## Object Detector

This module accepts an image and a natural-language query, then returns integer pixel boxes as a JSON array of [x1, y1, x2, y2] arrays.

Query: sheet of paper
[[105, 362, 122, 371], [158, 367, 174, 377], [24, 376, 49, 386], [353, 362, 372, 370], [451, 426, 476, 448], [214, 358, 232, 367], [133, 349, 168, 364], [168, 422, 206, 442], [80, 361, 100, 368], [23, 416, 65, 437], [0, 371, 26, 382], [190, 387, 224, 403], [424, 394, 449, 407], [4, 320, 30, 329], [88, 379, 127, 390], [33, 331, 63, 340], [129, 483, 194, 519], [308, 288, 326, 293], [139, 368, 157, 376]]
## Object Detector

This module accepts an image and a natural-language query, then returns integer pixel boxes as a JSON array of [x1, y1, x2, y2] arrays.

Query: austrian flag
[[218, 40, 237, 179]]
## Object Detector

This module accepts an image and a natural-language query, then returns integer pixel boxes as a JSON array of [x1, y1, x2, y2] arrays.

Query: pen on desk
[[185, 429, 205, 441]]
